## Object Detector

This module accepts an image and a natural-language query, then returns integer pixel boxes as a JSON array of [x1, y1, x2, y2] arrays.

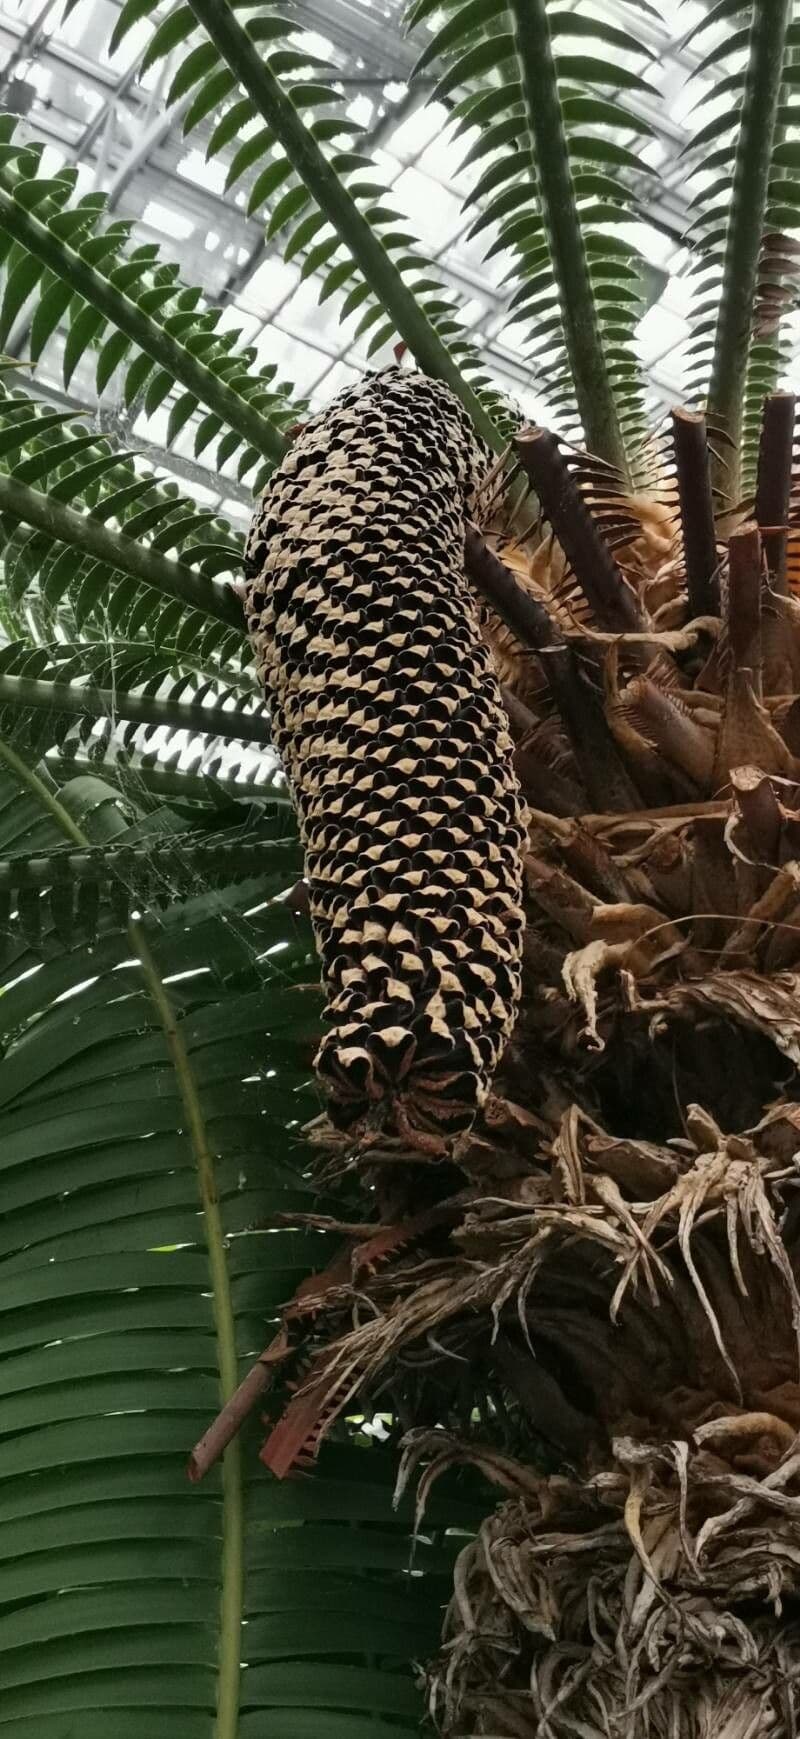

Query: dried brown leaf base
[[413, 1425, 800, 1738]]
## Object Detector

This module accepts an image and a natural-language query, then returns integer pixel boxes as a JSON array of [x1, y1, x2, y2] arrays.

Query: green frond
[[108, 0, 508, 450], [0, 740, 453, 1739], [679, 0, 750, 51], [408, 0, 654, 472], [45, 746, 291, 814], [683, 1, 798, 498], [0, 665, 270, 761], [0, 119, 300, 482], [0, 385, 246, 648], [0, 815, 300, 955], [0, 637, 255, 707]]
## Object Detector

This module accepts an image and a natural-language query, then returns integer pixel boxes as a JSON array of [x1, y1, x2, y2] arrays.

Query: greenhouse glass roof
[[0, 0, 796, 528]]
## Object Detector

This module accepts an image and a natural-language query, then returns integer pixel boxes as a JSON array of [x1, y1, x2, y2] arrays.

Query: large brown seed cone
[[244, 366, 529, 1151]]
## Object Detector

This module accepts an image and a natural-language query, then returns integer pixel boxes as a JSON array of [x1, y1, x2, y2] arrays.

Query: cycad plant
[[1, 0, 800, 1734]]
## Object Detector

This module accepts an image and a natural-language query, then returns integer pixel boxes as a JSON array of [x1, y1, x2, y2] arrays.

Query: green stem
[[0, 672, 269, 743], [0, 470, 243, 628], [0, 734, 86, 843], [707, 0, 793, 498], [134, 930, 243, 1739], [185, 0, 504, 454], [0, 737, 244, 1739], [507, 0, 628, 476], [0, 182, 289, 467]]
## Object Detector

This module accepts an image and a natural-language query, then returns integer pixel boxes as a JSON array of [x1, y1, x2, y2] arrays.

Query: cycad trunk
[[239, 371, 800, 1738], [414, 1144, 800, 1735], [409, 390, 800, 1738]]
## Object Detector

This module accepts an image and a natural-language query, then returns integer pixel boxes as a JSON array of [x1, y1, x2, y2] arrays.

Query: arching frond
[[0, 118, 299, 485], [0, 750, 455, 1739], [0, 384, 245, 651], [407, 0, 655, 473], [683, 1, 799, 496], [108, 0, 509, 449]]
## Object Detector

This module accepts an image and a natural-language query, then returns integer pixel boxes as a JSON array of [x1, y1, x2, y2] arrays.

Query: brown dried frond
[[478, 533, 580, 700], [618, 675, 716, 788], [628, 964, 800, 1073], [252, 1073, 800, 1481], [427, 1432, 800, 1737]]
